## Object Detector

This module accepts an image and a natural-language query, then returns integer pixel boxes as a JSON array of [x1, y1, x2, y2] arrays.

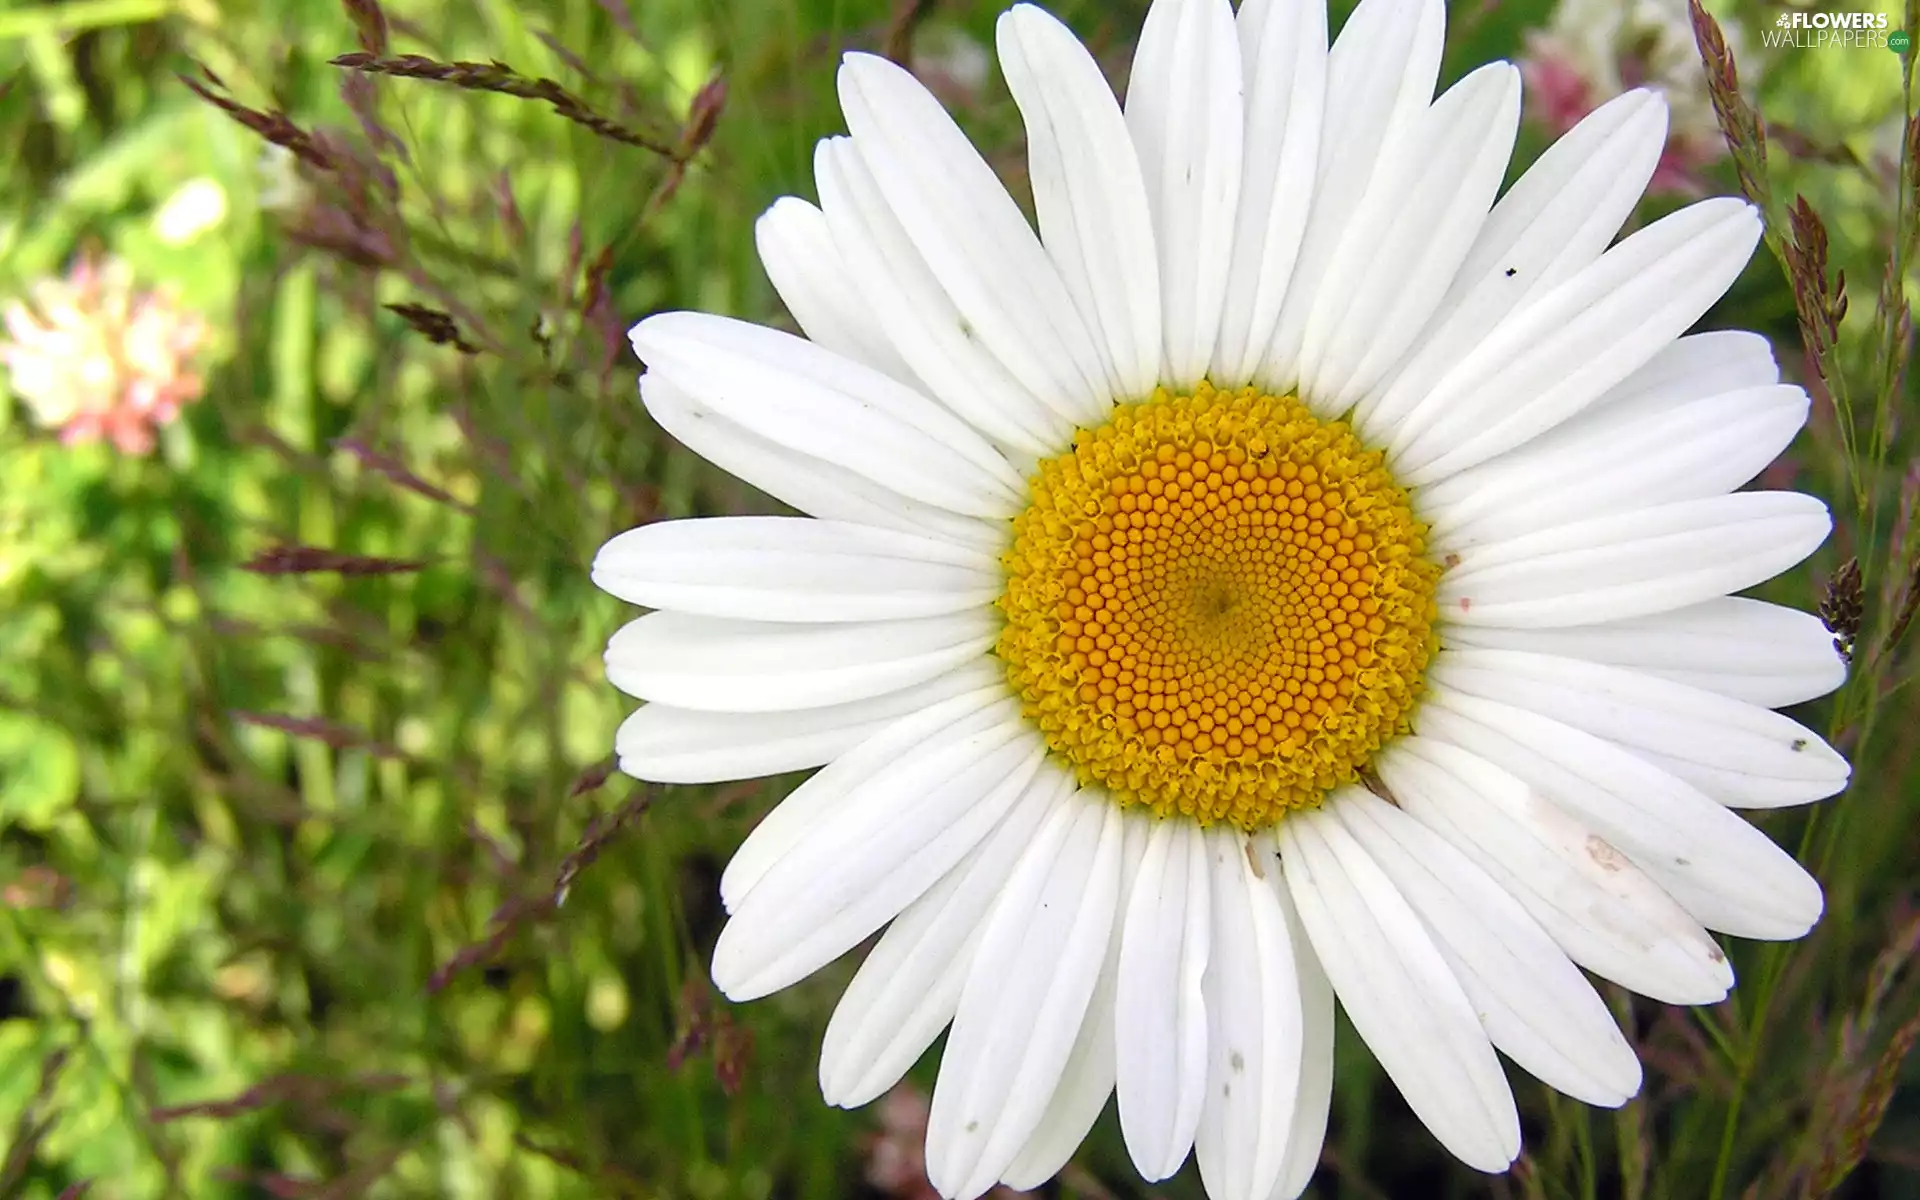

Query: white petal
[[1125, 0, 1244, 386], [998, 4, 1162, 399], [1437, 492, 1833, 628], [593, 516, 1000, 622], [1376, 736, 1734, 1004], [1278, 804, 1519, 1173], [1390, 198, 1764, 485], [1298, 62, 1521, 413], [1357, 89, 1667, 437], [838, 53, 1112, 427], [633, 312, 1023, 517], [819, 764, 1072, 1107], [1413, 689, 1826, 940], [1000, 810, 1150, 1190], [755, 196, 918, 384], [1213, 0, 1327, 384], [1268, 869, 1334, 1200], [640, 374, 1003, 550], [1592, 328, 1781, 413], [1444, 597, 1847, 708], [713, 706, 1044, 1000], [926, 793, 1125, 1200], [1429, 648, 1851, 808], [1330, 789, 1642, 1105], [615, 659, 1003, 784], [813, 136, 1071, 457], [721, 685, 1016, 912], [1421, 384, 1810, 551], [605, 609, 995, 712], [1261, 0, 1445, 385], [1116, 818, 1212, 1182], [1194, 826, 1306, 1200]]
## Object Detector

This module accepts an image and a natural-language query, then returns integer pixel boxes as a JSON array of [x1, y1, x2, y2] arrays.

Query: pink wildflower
[[1519, 0, 1748, 197], [863, 1086, 1032, 1200], [0, 255, 208, 455]]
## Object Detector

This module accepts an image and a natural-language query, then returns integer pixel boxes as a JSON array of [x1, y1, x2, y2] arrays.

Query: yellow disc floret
[[995, 382, 1440, 830]]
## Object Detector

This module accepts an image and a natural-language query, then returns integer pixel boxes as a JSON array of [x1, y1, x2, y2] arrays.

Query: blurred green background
[[0, 0, 1915, 1196]]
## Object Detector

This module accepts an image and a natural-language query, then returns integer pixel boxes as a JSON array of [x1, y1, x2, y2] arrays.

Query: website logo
[[1763, 9, 1899, 48]]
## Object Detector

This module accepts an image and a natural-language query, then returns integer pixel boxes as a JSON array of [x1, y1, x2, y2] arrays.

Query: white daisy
[[592, 0, 1853, 1194]]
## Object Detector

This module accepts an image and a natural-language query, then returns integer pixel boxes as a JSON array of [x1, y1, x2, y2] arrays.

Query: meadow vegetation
[[0, 0, 1915, 1195]]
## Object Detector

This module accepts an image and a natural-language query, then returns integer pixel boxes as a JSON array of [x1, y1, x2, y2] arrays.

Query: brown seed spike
[[339, 0, 390, 56], [1819, 558, 1865, 664], [329, 52, 686, 159], [1687, 0, 1771, 207]]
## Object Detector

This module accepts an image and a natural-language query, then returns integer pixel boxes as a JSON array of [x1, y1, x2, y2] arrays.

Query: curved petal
[[1376, 737, 1734, 1004], [814, 136, 1069, 458], [1413, 690, 1826, 940], [593, 516, 1000, 622], [755, 196, 918, 384], [998, 4, 1162, 400], [1429, 648, 1851, 808], [1331, 789, 1642, 1105], [1298, 62, 1521, 413], [1267, 865, 1334, 1200], [615, 660, 1003, 783], [1421, 384, 1811, 551], [1194, 826, 1306, 1200], [838, 53, 1112, 426], [925, 793, 1125, 1200], [1125, 0, 1245, 386], [1278, 803, 1520, 1173], [1116, 817, 1212, 1182], [1591, 328, 1781, 412], [604, 609, 996, 712], [1389, 198, 1764, 485], [640, 374, 1003, 550], [1261, 0, 1445, 386], [712, 705, 1045, 1000], [1213, 0, 1327, 384], [1443, 597, 1847, 708], [999, 811, 1150, 1190], [1357, 89, 1667, 438], [818, 763, 1072, 1107], [1436, 491, 1833, 628], [721, 685, 1015, 912], [633, 312, 1023, 517]]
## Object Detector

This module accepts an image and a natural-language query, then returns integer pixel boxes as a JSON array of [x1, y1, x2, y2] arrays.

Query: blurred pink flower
[[0, 255, 208, 455], [864, 1086, 1032, 1200], [1520, 0, 1746, 196]]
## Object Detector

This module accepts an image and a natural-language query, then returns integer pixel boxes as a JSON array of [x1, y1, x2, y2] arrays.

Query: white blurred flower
[[912, 27, 994, 102], [153, 177, 229, 245], [0, 255, 208, 455], [257, 144, 311, 214]]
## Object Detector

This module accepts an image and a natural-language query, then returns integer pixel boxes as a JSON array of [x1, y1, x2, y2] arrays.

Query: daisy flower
[[592, 0, 1852, 1195]]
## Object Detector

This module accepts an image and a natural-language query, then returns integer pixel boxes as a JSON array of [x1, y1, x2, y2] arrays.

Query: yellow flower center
[[995, 382, 1440, 830]]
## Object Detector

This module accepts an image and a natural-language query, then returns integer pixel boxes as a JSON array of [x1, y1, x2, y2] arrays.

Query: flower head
[[0, 255, 208, 455], [593, 0, 1849, 1196]]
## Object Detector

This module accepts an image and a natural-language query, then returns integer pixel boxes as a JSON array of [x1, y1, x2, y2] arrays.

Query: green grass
[[0, 0, 1916, 1196]]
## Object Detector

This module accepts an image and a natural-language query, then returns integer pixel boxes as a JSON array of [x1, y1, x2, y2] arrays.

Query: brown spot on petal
[[1586, 834, 1628, 871]]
